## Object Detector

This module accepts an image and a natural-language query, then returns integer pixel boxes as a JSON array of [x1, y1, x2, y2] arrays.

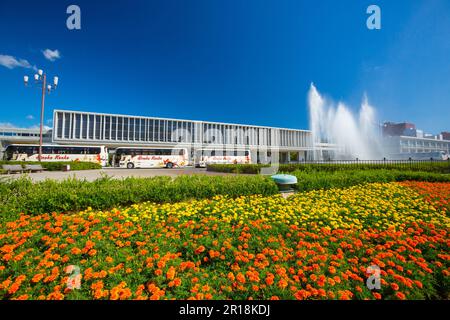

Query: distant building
[[442, 132, 450, 141], [383, 135, 450, 158], [382, 122, 416, 137]]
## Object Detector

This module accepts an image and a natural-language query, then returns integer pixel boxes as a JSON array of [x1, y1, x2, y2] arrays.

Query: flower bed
[[0, 182, 449, 300]]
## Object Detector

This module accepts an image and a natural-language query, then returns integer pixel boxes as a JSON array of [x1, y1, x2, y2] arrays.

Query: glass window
[[111, 117, 117, 140], [88, 115, 95, 140], [82, 114, 88, 139], [130, 118, 135, 140], [117, 117, 123, 141], [56, 112, 63, 138], [105, 116, 110, 140]]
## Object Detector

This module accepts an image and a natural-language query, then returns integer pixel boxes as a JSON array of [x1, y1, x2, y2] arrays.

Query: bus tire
[[127, 162, 134, 169], [166, 162, 174, 169]]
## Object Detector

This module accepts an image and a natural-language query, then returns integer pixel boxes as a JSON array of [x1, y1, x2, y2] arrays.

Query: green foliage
[[207, 164, 270, 174], [207, 161, 450, 174], [0, 161, 101, 172], [0, 175, 279, 220], [1, 166, 449, 221], [291, 170, 450, 192], [280, 161, 450, 174]]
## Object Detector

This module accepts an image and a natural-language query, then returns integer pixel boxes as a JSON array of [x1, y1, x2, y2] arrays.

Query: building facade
[[383, 135, 450, 156], [52, 109, 314, 164]]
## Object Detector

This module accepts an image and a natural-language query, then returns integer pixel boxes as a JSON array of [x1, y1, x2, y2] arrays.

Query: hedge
[[207, 161, 450, 174], [291, 170, 450, 192], [2, 169, 450, 221], [0, 161, 101, 172], [0, 175, 279, 220]]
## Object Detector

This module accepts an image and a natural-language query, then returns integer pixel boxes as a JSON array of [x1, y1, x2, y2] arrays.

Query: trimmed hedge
[[0, 175, 279, 220], [207, 161, 450, 174], [291, 170, 450, 192], [207, 164, 269, 174], [0, 161, 101, 172]]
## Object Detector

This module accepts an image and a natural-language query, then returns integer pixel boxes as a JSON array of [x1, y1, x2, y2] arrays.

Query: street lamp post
[[24, 69, 59, 161]]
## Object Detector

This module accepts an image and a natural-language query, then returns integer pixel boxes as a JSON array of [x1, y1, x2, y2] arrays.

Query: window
[[130, 118, 135, 140], [149, 120, 154, 141], [105, 116, 110, 140], [88, 115, 95, 140], [117, 117, 123, 141], [82, 114, 88, 139], [123, 117, 129, 140], [111, 117, 117, 140], [56, 112, 63, 138]]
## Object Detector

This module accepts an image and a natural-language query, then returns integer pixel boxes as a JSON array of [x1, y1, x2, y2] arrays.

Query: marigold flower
[[194, 246, 206, 254], [166, 266, 176, 280], [396, 292, 406, 300]]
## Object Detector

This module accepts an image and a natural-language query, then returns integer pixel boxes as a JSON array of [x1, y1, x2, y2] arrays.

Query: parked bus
[[115, 147, 189, 169], [195, 149, 251, 167], [4, 144, 108, 166]]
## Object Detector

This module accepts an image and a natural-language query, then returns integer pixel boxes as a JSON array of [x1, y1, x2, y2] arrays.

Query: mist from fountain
[[308, 83, 383, 160]]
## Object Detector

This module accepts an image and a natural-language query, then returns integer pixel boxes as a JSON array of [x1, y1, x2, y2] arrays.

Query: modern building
[[383, 135, 450, 157], [381, 121, 450, 159], [51, 109, 314, 164], [2, 114, 448, 162]]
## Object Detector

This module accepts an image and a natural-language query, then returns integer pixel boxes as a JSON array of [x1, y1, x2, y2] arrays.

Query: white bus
[[195, 149, 251, 167], [4, 144, 109, 166], [116, 147, 189, 169]]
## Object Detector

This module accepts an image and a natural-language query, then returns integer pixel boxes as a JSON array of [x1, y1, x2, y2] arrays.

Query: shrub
[[207, 161, 450, 174], [291, 170, 450, 192], [207, 164, 270, 174], [0, 161, 101, 172], [0, 175, 278, 220]]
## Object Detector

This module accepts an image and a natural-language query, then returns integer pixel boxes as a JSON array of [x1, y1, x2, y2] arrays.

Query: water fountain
[[308, 83, 383, 160]]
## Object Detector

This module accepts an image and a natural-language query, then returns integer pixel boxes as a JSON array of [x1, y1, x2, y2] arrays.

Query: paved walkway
[[1, 167, 241, 182]]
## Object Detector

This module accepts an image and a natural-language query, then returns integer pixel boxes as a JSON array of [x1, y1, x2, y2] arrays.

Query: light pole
[[24, 69, 59, 161]]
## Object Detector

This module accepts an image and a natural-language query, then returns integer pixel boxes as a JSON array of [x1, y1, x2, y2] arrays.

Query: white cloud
[[0, 54, 35, 70], [42, 49, 61, 61], [26, 115, 34, 120], [0, 122, 18, 128], [0, 122, 51, 130], [29, 124, 52, 130]]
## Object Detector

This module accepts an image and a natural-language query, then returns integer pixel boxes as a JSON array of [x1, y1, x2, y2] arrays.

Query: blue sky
[[0, 0, 449, 133]]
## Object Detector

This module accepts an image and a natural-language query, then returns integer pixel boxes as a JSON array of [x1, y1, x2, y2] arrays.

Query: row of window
[[115, 148, 185, 156], [5, 145, 102, 156]]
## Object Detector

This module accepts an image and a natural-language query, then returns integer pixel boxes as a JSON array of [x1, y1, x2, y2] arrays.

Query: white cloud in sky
[[26, 115, 34, 120], [29, 124, 52, 130], [42, 49, 61, 61], [0, 54, 36, 70], [0, 122, 18, 128], [0, 122, 51, 130]]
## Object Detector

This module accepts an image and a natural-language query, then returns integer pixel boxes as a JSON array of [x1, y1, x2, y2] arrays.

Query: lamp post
[[24, 69, 59, 161]]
